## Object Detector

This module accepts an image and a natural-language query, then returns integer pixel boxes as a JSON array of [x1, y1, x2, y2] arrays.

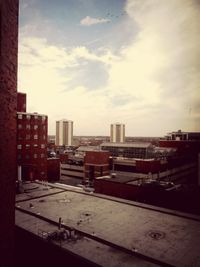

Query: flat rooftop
[[101, 142, 152, 148], [95, 174, 139, 184], [16, 182, 200, 267]]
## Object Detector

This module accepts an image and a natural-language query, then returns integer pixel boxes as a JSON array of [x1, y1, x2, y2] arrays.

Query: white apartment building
[[55, 120, 73, 146], [110, 123, 125, 143]]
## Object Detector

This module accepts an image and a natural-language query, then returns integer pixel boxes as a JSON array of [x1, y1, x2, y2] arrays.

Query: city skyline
[[18, 0, 200, 136]]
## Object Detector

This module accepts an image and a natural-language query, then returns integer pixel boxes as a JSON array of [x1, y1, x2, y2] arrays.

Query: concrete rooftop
[[15, 182, 200, 267]]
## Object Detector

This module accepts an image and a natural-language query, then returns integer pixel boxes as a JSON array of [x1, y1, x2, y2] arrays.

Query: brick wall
[[84, 151, 110, 183], [84, 151, 110, 165], [0, 0, 19, 266], [17, 113, 48, 180], [17, 92, 27, 112], [47, 158, 60, 181]]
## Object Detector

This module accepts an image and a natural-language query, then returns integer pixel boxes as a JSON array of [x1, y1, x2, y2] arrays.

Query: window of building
[[17, 144, 22, 149], [34, 135, 38, 140], [34, 125, 38, 130], [18, 114, 22, 119], [26, 115, 31, 120], [26, 134, 30, 140], [18, 124, 22, 129], [26, 124, 30, 129], [42, 116, 46, 121], [33, 144, 38, 148], [18, 135, 22, 140], [25, 154, 30, 159], [41, 144, 45, 148], [41, 153, 45, 158], [18, 154, 22, 160], [26, 144, 30, 149], [33, 154, 37, 158], [34, 115, 38, 119], [43, 125, 46, 131], [43, 135, 46, 140]]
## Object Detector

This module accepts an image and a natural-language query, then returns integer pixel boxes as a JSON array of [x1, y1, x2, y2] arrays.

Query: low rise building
[[101, 142, 154, 159], [94, 173, 200, 214], [60, 156, 84, 186], [164, 130, 200, 141], [84, 151, 110, 185], [59, 151, 110, 186]]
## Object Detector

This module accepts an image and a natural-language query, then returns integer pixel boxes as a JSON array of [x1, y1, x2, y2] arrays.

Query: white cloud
[[80, 16, 110, 26], [17, 36, 114, 135], [18, 0, 200, 136], [119, 0, 200, 134]]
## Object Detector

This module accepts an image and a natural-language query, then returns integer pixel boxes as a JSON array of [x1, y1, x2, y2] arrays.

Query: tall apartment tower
[[110, 123, 125, 143], [56, 120, 73, 146]]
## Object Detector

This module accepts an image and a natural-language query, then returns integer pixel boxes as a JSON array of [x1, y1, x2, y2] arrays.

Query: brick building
[[94, 174, 200, 215], [17, 93, 48, 181], [59, 151, 110, 186], [164, 130, 200, 141], [84, 151, 110, 185]]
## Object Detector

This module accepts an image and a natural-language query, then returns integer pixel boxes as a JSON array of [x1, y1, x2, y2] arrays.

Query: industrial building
[[110, 123, 125, 143], [101, 142, 154, 159], [55, 119, 73, 146]]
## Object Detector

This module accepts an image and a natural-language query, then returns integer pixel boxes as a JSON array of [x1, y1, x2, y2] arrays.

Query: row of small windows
[[18, 114, 46, 121], [17, 144, 46, 149], [18, 124, 46, 130], [18, 135, 46, 140], [17, 153, 46, 159]]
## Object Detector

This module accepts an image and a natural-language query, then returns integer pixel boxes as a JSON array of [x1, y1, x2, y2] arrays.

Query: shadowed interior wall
[[0, 0, 19, 266]]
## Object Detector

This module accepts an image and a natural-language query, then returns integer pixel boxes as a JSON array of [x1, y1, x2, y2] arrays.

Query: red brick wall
[[84, 151, 110, 165], [136, 160, 161, 173], [17, 113, 48, 180], [17, 92, 26, 112], [47, 158, 60, 181], [0, 0, 19, 266], [94, 179, 141, 200], [84, 151, 110, 182], [159, 140, 200, 154]]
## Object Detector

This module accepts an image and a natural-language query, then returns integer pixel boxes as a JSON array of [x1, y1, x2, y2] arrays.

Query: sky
[[18, 0, 200, 137]]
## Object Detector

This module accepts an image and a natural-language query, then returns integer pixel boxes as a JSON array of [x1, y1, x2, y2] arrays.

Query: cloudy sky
[[18, 0, 200, 136]]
